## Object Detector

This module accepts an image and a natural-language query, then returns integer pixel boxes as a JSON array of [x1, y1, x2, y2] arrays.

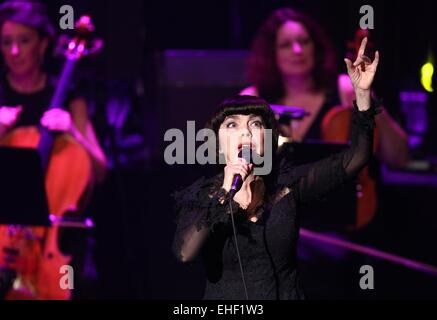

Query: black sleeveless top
[[0, 75, 81, 129], [301, 89, 341, 141], [273, 88, 341, 142]]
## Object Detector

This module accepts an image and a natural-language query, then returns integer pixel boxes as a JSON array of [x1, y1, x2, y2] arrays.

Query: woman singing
[[172, 37, 380, 299]]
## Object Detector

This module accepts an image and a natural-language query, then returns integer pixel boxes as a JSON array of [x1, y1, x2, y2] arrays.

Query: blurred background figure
[[0, 0, 106, 300], [241, 8, 408, 169]]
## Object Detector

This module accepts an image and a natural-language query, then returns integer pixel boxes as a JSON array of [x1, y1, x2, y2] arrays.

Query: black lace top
[[172, 101, 380, 300]]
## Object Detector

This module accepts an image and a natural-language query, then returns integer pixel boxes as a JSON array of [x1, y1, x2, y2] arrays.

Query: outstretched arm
[[290, 38, 381, 203], [338, 75, 409, 169], [293, 101, 379, 204]]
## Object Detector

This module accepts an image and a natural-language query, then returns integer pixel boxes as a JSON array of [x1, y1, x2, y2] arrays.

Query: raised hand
[[344, 37, 379, 92]]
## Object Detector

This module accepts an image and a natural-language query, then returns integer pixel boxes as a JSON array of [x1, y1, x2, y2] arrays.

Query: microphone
[[229, 146, 253, 198]]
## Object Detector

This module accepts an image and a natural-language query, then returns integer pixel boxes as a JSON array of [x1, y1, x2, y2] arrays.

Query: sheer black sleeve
[[171, 176, 239, 263], [278, 100, 381, 204]]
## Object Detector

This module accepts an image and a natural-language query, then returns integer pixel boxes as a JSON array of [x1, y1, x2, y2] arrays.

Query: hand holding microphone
[[222, 146, 257, 211], [222, 146, 254, 189], [0, 105, 22, 137], [222, 159, 253, 192]]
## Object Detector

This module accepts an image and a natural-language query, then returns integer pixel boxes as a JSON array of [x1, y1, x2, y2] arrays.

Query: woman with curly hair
[[241, 7, 407, 168]]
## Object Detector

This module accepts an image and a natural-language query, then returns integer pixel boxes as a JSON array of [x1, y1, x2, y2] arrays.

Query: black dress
[[172, 101, 380, 300]]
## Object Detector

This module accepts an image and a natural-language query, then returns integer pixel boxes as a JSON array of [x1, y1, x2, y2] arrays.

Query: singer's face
[[218, 114, 265, 164]]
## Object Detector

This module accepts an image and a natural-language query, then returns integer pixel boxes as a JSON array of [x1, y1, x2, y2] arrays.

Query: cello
[[0, 16, 101, 299]]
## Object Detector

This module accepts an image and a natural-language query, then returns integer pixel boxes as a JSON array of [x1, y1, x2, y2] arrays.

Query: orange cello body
[[0, 127, 92, 299], [321, 106, 379, 229]]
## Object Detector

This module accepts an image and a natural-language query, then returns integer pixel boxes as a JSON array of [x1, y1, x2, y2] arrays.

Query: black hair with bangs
[[207, 95, 279, 157], [206, 95, 280, 193]]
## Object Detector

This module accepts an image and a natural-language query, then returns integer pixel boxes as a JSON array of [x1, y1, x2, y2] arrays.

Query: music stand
[[0, 147, 50, 226]]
